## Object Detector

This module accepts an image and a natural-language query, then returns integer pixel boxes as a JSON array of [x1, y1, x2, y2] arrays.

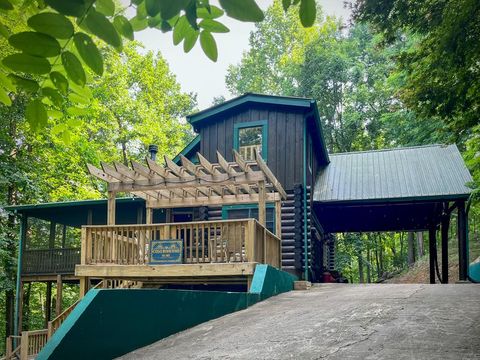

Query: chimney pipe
[[148, 144, 158, 161]]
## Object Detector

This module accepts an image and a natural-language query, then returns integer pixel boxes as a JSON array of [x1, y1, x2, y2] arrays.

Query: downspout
[[14, 213, 26, 336], [303, 119, 308, 281]]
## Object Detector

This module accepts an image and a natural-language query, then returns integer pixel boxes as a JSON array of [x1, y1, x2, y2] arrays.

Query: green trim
[[14, 214, 26, 337], [303, 119, 309, 281], [315, 193, 471, 206], [173, 135, 201, 165], [249, 264, 297, 299], [233, 120, 268, 161], [187, 93, 311, 125], [3, 197, 144, 213]]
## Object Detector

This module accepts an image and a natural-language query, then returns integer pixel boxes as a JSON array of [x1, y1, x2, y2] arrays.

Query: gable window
[[222, 204, 275, 233], [234, 121, 268, 161]]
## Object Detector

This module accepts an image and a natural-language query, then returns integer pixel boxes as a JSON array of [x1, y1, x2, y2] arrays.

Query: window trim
[[233, 120, 268, 161]]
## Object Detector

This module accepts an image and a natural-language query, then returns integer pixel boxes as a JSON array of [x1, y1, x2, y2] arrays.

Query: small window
[[222, 205, 275, 233], [234, 121, 268, 161]]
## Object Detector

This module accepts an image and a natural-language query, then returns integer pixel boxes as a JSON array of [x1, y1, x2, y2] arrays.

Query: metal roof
[[313, 144, 472, 203]]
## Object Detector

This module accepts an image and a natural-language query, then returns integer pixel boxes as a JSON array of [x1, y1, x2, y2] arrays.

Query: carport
[[313, 144, 473, 283]]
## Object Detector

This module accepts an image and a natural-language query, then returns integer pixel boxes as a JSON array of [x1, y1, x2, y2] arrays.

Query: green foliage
[[0, 0, 316, 132]]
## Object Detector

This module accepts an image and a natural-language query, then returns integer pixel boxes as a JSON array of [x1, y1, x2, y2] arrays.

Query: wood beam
[[254, 149, 287, 200], [441, 208, 450, 283], [147, 192, 281, 209], [258, 180, 266, 227], [75, 263, 257, 278]]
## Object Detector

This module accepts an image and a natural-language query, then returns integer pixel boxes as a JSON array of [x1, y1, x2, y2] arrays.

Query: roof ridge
[[329, 144, 452, 156]]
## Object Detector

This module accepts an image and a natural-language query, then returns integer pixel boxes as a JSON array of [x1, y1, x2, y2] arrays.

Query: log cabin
[[3, 93, 473, 358]]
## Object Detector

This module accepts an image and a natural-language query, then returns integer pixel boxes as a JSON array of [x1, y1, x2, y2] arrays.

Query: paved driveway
[[119, 284, 480, 359]]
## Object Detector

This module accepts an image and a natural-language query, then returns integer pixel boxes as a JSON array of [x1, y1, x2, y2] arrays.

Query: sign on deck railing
[[149, 240, 183, 264]]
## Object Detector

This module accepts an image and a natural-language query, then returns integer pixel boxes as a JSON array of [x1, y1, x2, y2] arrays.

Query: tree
[[352, 0, 480, 142], [0, 39, 194, 348], [0, 0, 318, 131]]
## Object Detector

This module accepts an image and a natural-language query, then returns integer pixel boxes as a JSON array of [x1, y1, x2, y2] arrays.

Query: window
[[234, 121, 268, 161], [222, 204, 275, 233]]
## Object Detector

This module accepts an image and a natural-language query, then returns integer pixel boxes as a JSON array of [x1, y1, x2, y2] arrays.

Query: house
[[4, 93, 473, 357]]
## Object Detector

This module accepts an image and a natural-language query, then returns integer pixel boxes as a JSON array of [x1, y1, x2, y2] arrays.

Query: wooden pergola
[[87, 149, 287, 234]]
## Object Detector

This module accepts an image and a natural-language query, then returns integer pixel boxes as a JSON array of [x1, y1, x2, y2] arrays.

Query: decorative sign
[[149, 240, 183, 264]]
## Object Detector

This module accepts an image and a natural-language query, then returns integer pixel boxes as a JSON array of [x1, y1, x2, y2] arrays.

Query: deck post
[[457, 201, 468, 281], [107, 191, 116, 225], [56, 275, 63, 316], [45, 281, 52, 328], [146, 207, 153, 224], [441, 210, 450, 283], [258, 180, 266, 227], [79, 227, 89, 298], [428, 226, 436, 284]]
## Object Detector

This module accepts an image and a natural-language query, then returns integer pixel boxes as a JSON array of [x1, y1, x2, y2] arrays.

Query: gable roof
[[187, 93, 313, 124], [186, 93, 329, 164], [313, 144, 472, 204], [173, 135, 200, 164]]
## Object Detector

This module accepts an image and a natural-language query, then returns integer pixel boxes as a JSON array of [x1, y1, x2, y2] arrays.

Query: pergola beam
[[88, 150, 286, 210], [146, 193, 281, 208]]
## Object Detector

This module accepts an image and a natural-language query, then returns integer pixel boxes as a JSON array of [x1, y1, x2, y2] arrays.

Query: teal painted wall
[[250, 264, 297, 300], [38, 266, 295, 359]]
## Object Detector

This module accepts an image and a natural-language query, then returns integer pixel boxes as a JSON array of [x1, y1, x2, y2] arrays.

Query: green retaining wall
[[38, 265, 295, 359]]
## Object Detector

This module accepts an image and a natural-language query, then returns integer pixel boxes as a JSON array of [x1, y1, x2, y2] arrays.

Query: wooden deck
[[76, 262, 257, 277], [76, 219, 281, 289]]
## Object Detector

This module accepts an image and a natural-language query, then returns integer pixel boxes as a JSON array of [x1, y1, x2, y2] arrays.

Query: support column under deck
[[428, 227, 436, 284], [457, 201, 468, 281], [441, 213, 450, 284]]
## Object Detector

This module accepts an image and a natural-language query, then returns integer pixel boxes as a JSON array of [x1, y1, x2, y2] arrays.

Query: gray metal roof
[[313, 144, 473, 203]]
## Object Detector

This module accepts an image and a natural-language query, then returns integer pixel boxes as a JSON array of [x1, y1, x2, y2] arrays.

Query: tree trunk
[[22, 283, 31, 331], [366, 246, 371, 283], [407, 232, 415, 266], [358, 252, 364, 284], [416, 232, 424, 258], [375, 234, 381, 278]]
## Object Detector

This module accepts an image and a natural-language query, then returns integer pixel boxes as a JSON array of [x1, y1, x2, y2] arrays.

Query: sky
[[134, 1, 352, 109]]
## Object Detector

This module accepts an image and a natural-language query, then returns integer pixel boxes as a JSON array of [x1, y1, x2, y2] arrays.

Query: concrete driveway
[[119, 284, 480, 359]]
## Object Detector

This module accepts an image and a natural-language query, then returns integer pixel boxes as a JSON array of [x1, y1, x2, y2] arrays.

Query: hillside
[[387, 237, 480, 284]]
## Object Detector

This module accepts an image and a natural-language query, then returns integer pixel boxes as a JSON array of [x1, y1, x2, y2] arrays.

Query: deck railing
[[22, 248, 80, 275], [81, 219, 281, 268], [239, 144, 261, 161], [3, 330, 49, 360]]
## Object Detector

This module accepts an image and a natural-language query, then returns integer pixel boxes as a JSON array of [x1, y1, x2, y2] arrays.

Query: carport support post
[[441, 212, 450, 283], [457, 201, 468, 281], [428, 226, 436, 284]]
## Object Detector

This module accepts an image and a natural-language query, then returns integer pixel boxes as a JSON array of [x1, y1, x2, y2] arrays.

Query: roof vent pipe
[[148, 144, 158, 161]]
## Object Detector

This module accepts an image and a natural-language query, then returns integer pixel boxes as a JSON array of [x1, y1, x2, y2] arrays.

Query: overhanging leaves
[[299, 0, 316, 27], [200, 30, 218, 61], [50, 71, 69, 94], [27, 13, 74, 39], [26, 99, 48, 131], [85, 9, 122, 48], [74, 32, 104, 76], [219, 0, 264, 22], [45, 0, 88, 17], [3, 53, 51, 74], [114, 16, 134, 40], [9, 31, 61, 57], [61, 51, 86, 86]]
